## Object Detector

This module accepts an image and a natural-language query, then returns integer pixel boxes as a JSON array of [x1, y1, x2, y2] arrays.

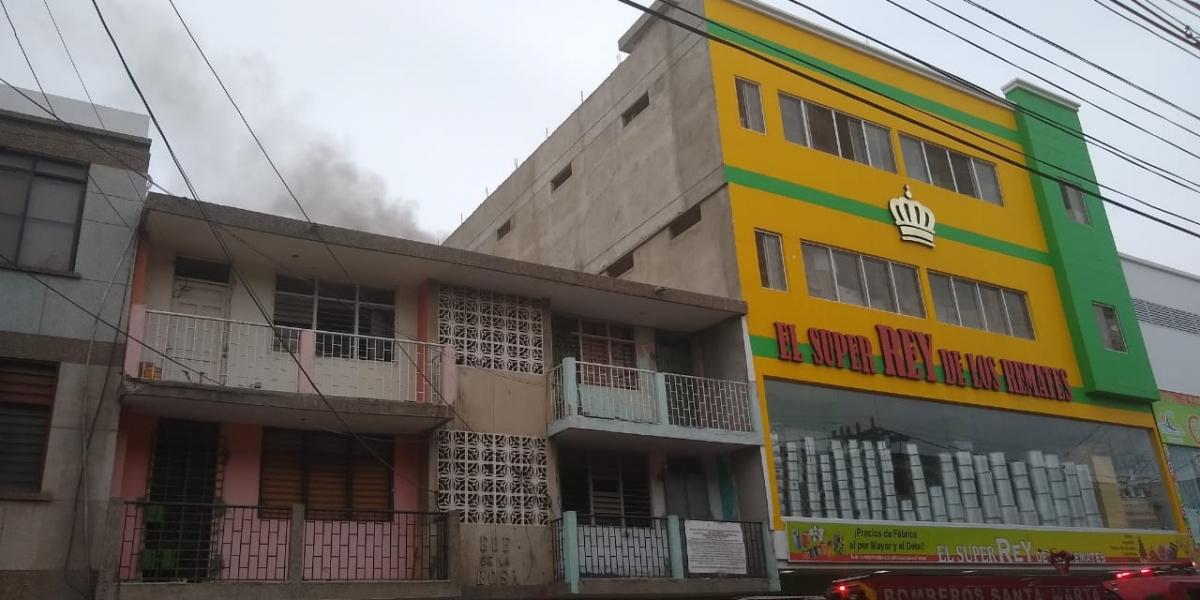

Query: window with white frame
[[778, 93, 897, 172], [755, 230, 787, 291], [559, 448, 651, 527], [0, 150, 88, 272], [900, 134, 1003, 205], [735, 77, 765, 133], [1061, 182, 1091, 225], [929, 272, 1035, 339], [272, 275, 396, 359], [438, 284, 544, 374], [801, 242, 925, 318], [1093, 302, 1127, 352]]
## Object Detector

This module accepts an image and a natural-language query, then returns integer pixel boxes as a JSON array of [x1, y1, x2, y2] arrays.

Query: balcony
[[548, 358, 762, 448], [104, 501, 458, 600], [120, 309, 455, 433], [549, 511, 778, 597]]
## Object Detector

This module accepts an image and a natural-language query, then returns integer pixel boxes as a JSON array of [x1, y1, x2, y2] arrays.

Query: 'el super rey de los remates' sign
[[773, 322, 1073, 402]]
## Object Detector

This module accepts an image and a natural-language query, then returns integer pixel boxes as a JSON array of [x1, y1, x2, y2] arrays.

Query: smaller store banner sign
[[785, 520, 1191, 565], [1153, 399, 1200, 448]]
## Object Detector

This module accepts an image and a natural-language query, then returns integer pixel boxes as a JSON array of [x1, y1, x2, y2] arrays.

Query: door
[[140, 419, 222, 582], [664, 457, 712, 520], [655, 334, 699, 427], [166, 276, 230, 384]]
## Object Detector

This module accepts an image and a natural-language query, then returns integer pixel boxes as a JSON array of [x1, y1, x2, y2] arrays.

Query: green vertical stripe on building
[[706, 20, 1020, 143], [726, 166, 1051, 264], [749, 334, 1144, 411]]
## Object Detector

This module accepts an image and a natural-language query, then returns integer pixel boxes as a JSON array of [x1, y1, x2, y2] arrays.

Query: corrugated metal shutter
[[260, 428, 393, 516], [351, 436, 392, 511], [0, 360, 57, 492], [306, 432, 349, 511], [259, 428, 303, 516]]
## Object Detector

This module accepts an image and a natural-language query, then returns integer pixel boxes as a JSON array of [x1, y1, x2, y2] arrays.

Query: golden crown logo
[[889, 185, 936, 248]]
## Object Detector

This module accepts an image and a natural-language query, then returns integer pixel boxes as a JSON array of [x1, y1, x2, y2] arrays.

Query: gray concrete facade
[[1121, 254, 1200, 397], [0, 88, 151, 600], [442, 0, 743, 299]]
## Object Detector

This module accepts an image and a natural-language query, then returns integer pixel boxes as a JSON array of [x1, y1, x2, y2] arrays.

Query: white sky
[[2, 0, 1199, 274]]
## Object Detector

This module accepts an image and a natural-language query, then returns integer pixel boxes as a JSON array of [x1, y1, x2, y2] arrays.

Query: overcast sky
[[3, 0, 1199, 274]]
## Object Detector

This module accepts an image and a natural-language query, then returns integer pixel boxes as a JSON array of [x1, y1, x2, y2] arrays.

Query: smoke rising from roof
[[101, 0, 434, 242]]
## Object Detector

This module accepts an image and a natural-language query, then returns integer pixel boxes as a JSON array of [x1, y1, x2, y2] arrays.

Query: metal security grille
[[1133, 297, 1200, 336]]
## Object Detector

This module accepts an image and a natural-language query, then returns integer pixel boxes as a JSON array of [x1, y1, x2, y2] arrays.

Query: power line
[[958, 0, 1200, 124], [41, 0, 107, 130], [787, 0, 1200, 217], [1163, 0, 1200, 20], [611, 0, 1200, 240], [1095, 0, 1200, 57], [1145, 0, 1196, 29], [1, 0, 51, 114]]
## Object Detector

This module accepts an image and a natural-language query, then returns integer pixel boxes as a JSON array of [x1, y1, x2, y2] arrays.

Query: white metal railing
[[551, 358, 757, 433], [138, 310, 442, 403], [663, 373, 754, 432]]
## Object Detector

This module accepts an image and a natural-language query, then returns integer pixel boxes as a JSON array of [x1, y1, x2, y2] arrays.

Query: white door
[[166, 278, 230, 384]]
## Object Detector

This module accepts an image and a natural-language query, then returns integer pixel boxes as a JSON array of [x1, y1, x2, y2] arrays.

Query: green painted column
[[763, 521, 781, 592], [667, 515, 685, 579], [562, 511, 580, 594], [1004, 80, 1157, 403]]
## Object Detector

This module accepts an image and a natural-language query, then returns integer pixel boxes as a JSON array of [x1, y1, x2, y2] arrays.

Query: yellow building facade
[[705, 0, 1188, 572]]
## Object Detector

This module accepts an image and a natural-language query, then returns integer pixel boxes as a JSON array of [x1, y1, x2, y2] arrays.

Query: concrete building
[[446, 0, 1186, 589], [1124, 254, 1200, 559], [0, 87, 152, 598], [101, 193, 778, 599]]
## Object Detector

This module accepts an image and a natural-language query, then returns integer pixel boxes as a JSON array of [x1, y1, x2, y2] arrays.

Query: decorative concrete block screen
[[437, 430, 548, 524], [437, 284, 544, 375]]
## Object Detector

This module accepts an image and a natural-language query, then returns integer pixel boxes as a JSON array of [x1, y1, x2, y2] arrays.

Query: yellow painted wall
[[700, 0, 1166, 525]]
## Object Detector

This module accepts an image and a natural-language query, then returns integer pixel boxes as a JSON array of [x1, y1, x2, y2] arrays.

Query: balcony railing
[[550, 358, 755, 433], [129, 309, 452, 404], [116, 502, 451, 583], [551, 511, 774, 592]]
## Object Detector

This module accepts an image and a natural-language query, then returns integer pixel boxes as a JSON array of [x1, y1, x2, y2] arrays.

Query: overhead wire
[[1094, 0, 1200, 57], [787, 0, 1200, 218], [957, 0, 1200, 124], [610, 0, 1200, 239], [1163, 0, 1200, 20]]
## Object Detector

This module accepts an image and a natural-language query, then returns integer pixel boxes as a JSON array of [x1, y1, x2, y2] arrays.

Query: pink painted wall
[[114, 416, 432, 582]]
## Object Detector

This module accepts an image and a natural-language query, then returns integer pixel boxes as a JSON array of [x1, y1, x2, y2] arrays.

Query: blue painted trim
[[763, 521, 781, 591], [563, 511, 580, 594], [667, 515, 685, 580]]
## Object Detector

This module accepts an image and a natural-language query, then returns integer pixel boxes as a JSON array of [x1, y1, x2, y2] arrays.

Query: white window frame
[[1093, 302, 1127, 352], [900, 134, 1003, 205], [735, 77, 766, 134], [777, 92, 897, 173], [929, 271, 1035, 340], [755, 229, 788, 291], [1060, 182, 1091, 225], [801, 241, 925, 318]]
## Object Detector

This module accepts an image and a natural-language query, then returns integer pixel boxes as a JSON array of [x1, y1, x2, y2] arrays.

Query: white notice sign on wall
[[683, 520, 747, 575]]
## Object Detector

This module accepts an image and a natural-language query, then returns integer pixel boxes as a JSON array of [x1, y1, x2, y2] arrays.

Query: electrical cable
[[957, 0, 1200, 124], [1163, 0, 1200, 20], [790, 0, 1200, 210], [1144, 0, 1195, 29], [1, 0, 52, 115], [1095, 0, 1200, 57], [612, 0, 1200, 239], [41, 0, 107, 130]]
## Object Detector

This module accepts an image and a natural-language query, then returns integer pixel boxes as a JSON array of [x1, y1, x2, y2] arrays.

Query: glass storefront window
[[1167, 445, 1200, 541], [768, 380, 1175, 531]]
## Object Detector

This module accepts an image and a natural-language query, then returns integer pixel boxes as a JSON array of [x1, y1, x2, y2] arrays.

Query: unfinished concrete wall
[[443, 0, 735, 298]]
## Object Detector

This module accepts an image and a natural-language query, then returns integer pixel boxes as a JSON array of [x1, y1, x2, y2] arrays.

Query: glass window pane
[[779, 93, 808, 146], [0, 169, 30, 216], [900, 135, 930, 183], [0, 214, 20, 260], [766, 379, 1176, 530], [755, 231, 787, 291], [1004, 290, 1035, 339], [1061, 183, 1090, 225], [973, 160, 1003, 205], [17, 219, 75, 271], [925, 145, 956, 190], [864, 122, 896, 173], [834, 112, 867, 164], [862, 257, 896, 313], [802, 243, 836, 301], [735, 79, 765, 133], [948, 150, 977, 198], [1093, 303, 1126, 352], [319, 282, 355, 300], [0, 153, 33, 170], [359, 286, 394, 305], [831, 250, 866, 307], [954, 279, 985, 330], [929, 273, 958, 325], [978, 284, 1009, 335], [892, 264, 925, 318], [26, 177, 82, 224], [35, 160, 88, 180], [805, 103, 839, 155]]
